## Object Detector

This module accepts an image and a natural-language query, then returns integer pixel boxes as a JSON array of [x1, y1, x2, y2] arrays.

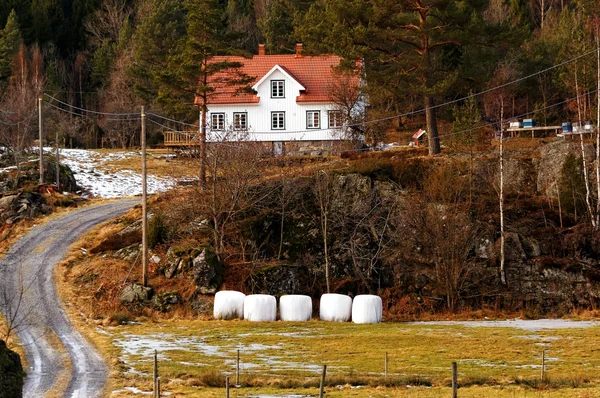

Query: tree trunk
[[499, 96, 507, 286], [596, 31, 600, 230], [200, 101, 207, 190], [425, 96, 440, 155], [575, 69, 596, 228]]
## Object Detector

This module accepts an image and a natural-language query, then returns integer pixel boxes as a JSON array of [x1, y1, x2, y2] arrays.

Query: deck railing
[[163, 131, 197, 146]]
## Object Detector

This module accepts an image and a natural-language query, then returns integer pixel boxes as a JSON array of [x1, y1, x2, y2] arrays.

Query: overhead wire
[[44, 101, 141, 122], [30, 46, 600, 142], [43, 93, 139, 117]]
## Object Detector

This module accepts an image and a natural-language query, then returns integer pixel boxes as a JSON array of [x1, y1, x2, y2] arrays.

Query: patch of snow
[[111, 386, 152, 395], [409, 319, 599, 331], [113, 333, 225, 360], [58, 148, 179, 198]]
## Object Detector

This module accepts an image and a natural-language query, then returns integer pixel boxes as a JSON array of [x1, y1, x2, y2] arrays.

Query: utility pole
[[38, 97, 44, 185], [499, 96, 506, 286], [596, 37, 600, 230], [141, 105, 148, 287], [55, 126, 60, 189]]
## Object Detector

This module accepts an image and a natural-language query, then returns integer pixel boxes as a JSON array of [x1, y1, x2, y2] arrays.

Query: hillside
[[56, 137, 600, 323]]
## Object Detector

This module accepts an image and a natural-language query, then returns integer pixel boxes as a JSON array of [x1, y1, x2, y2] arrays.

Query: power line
[[45, 101, 141, 121], [358, 47, 600, 127], [43, 94, 139, 117], [147, 112, 198, 128], [37, 46, 600, 139]]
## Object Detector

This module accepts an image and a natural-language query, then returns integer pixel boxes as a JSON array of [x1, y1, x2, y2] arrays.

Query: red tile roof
[[198, 54, 358, 105]]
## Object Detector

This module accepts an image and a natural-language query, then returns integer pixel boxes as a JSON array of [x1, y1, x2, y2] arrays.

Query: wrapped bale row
[[214, 292, 313, 322], [318, 294, 382, 323], [214, 291, 382, 323]]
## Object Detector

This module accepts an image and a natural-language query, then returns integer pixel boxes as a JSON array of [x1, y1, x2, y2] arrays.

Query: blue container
[[523, 118, 536, 128], [562, 122, 573, 132]]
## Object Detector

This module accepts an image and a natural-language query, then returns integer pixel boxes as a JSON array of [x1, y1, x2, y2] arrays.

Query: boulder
[[247, 263, 311, 295], [119, 283, 153, 304], [0, 340, 24, 398], [192, 247, 223, 294], [152, 291, 181, 312], [0, 195, 17, 210], [496, 232, 526, 262], [536, 141, 595, 196], [521, 236, 541, 258], [190, 295, 213, 316], [163, 247, 184, 279], [113, 244, 141, 262]]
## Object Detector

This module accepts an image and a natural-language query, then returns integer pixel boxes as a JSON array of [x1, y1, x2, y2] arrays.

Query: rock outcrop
[[0, 340, 24, 398]]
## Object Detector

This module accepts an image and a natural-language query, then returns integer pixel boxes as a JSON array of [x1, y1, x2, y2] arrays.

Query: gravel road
[[0, 199, 137, 398]]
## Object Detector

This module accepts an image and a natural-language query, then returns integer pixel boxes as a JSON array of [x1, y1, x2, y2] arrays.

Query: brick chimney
[[295, 43, 303, 58], [258, 44, 265, 56]]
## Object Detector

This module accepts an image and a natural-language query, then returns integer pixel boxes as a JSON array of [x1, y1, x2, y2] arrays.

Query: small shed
[[412, 129, 426, 146]]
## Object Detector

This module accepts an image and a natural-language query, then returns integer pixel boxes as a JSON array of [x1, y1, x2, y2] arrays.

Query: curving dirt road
[[0, 200, 137, 398]]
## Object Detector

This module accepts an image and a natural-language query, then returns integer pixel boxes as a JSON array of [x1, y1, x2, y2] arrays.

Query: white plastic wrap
[[279, 295, 313, 321], [213, 290, 245, 320], [244, 294, 277, 322], [319, 293, 352, 322], [352, 294, 383, 324]]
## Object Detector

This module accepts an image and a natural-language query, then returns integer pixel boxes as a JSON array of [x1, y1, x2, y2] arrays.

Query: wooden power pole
[[55, 126, 60, 189], [141, 105, 148, 287], [38, 97, 44, 185]]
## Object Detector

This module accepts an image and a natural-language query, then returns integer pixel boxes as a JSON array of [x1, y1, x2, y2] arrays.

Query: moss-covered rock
[[0, 339, 24, 398]]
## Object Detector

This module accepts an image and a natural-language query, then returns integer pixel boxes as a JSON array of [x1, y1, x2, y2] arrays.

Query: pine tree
[[0, 10, 22, 90], [298, 0, 497, 156]]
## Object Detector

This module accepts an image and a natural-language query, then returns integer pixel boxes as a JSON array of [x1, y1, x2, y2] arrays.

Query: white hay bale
[[352, 294, 383, 324], [213, 290, 245, 320], [244, 294, 277, 322], [279, 295, 312, 321], [319, 293, 352, 322]]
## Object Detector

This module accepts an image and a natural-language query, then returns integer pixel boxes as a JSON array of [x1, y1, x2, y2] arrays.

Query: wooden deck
[[163, 131, 198, 147], [506, 125, 561, 138]]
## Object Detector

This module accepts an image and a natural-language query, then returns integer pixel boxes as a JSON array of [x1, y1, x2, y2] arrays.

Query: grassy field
[[78, 319, 600, 397]]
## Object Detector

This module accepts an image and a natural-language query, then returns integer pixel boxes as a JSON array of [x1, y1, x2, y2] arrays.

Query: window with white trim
[[233, 112, 247, 130], [307, 111, 320, 129], [271, 80, 285, 98], [271, 111, 285, 130], [328, 110, 343, 128], [211, 113, 225, 130]]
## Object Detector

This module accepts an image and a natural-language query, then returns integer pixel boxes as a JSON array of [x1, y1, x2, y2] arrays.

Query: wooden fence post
[[226, 375, 230, 398], [319, 364, 327, 398], [385, 352, 388, 379], [452, 362, 458, 398], [541, 350, 545, 382], [236, 349, 240, 386], [157, 377, 161, 398], [153, 350, 158, 398]]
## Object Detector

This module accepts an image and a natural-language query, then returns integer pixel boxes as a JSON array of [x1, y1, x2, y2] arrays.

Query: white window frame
[[271, 80, 285, 98], [233, 112, 247, 130], [307, 110, 320, 129], [211, 113, 225, 130], [328, 110, 343, 128], [271, 111, 285, 130]]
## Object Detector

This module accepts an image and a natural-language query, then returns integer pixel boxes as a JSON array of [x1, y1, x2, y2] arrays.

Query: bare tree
[[0, 45, 44, 186], [85, 0, 131, 49], [394, 164, 486, 310], [99, 52, 139, 148], [200, 131, 270, 262], [314, 170, 333, 293]]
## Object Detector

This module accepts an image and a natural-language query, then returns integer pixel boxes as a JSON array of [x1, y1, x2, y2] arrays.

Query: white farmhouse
[[197, 43, 362, 154]]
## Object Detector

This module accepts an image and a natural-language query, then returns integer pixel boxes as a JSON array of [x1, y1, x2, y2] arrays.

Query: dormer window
[[271, 80, 285, 98]]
